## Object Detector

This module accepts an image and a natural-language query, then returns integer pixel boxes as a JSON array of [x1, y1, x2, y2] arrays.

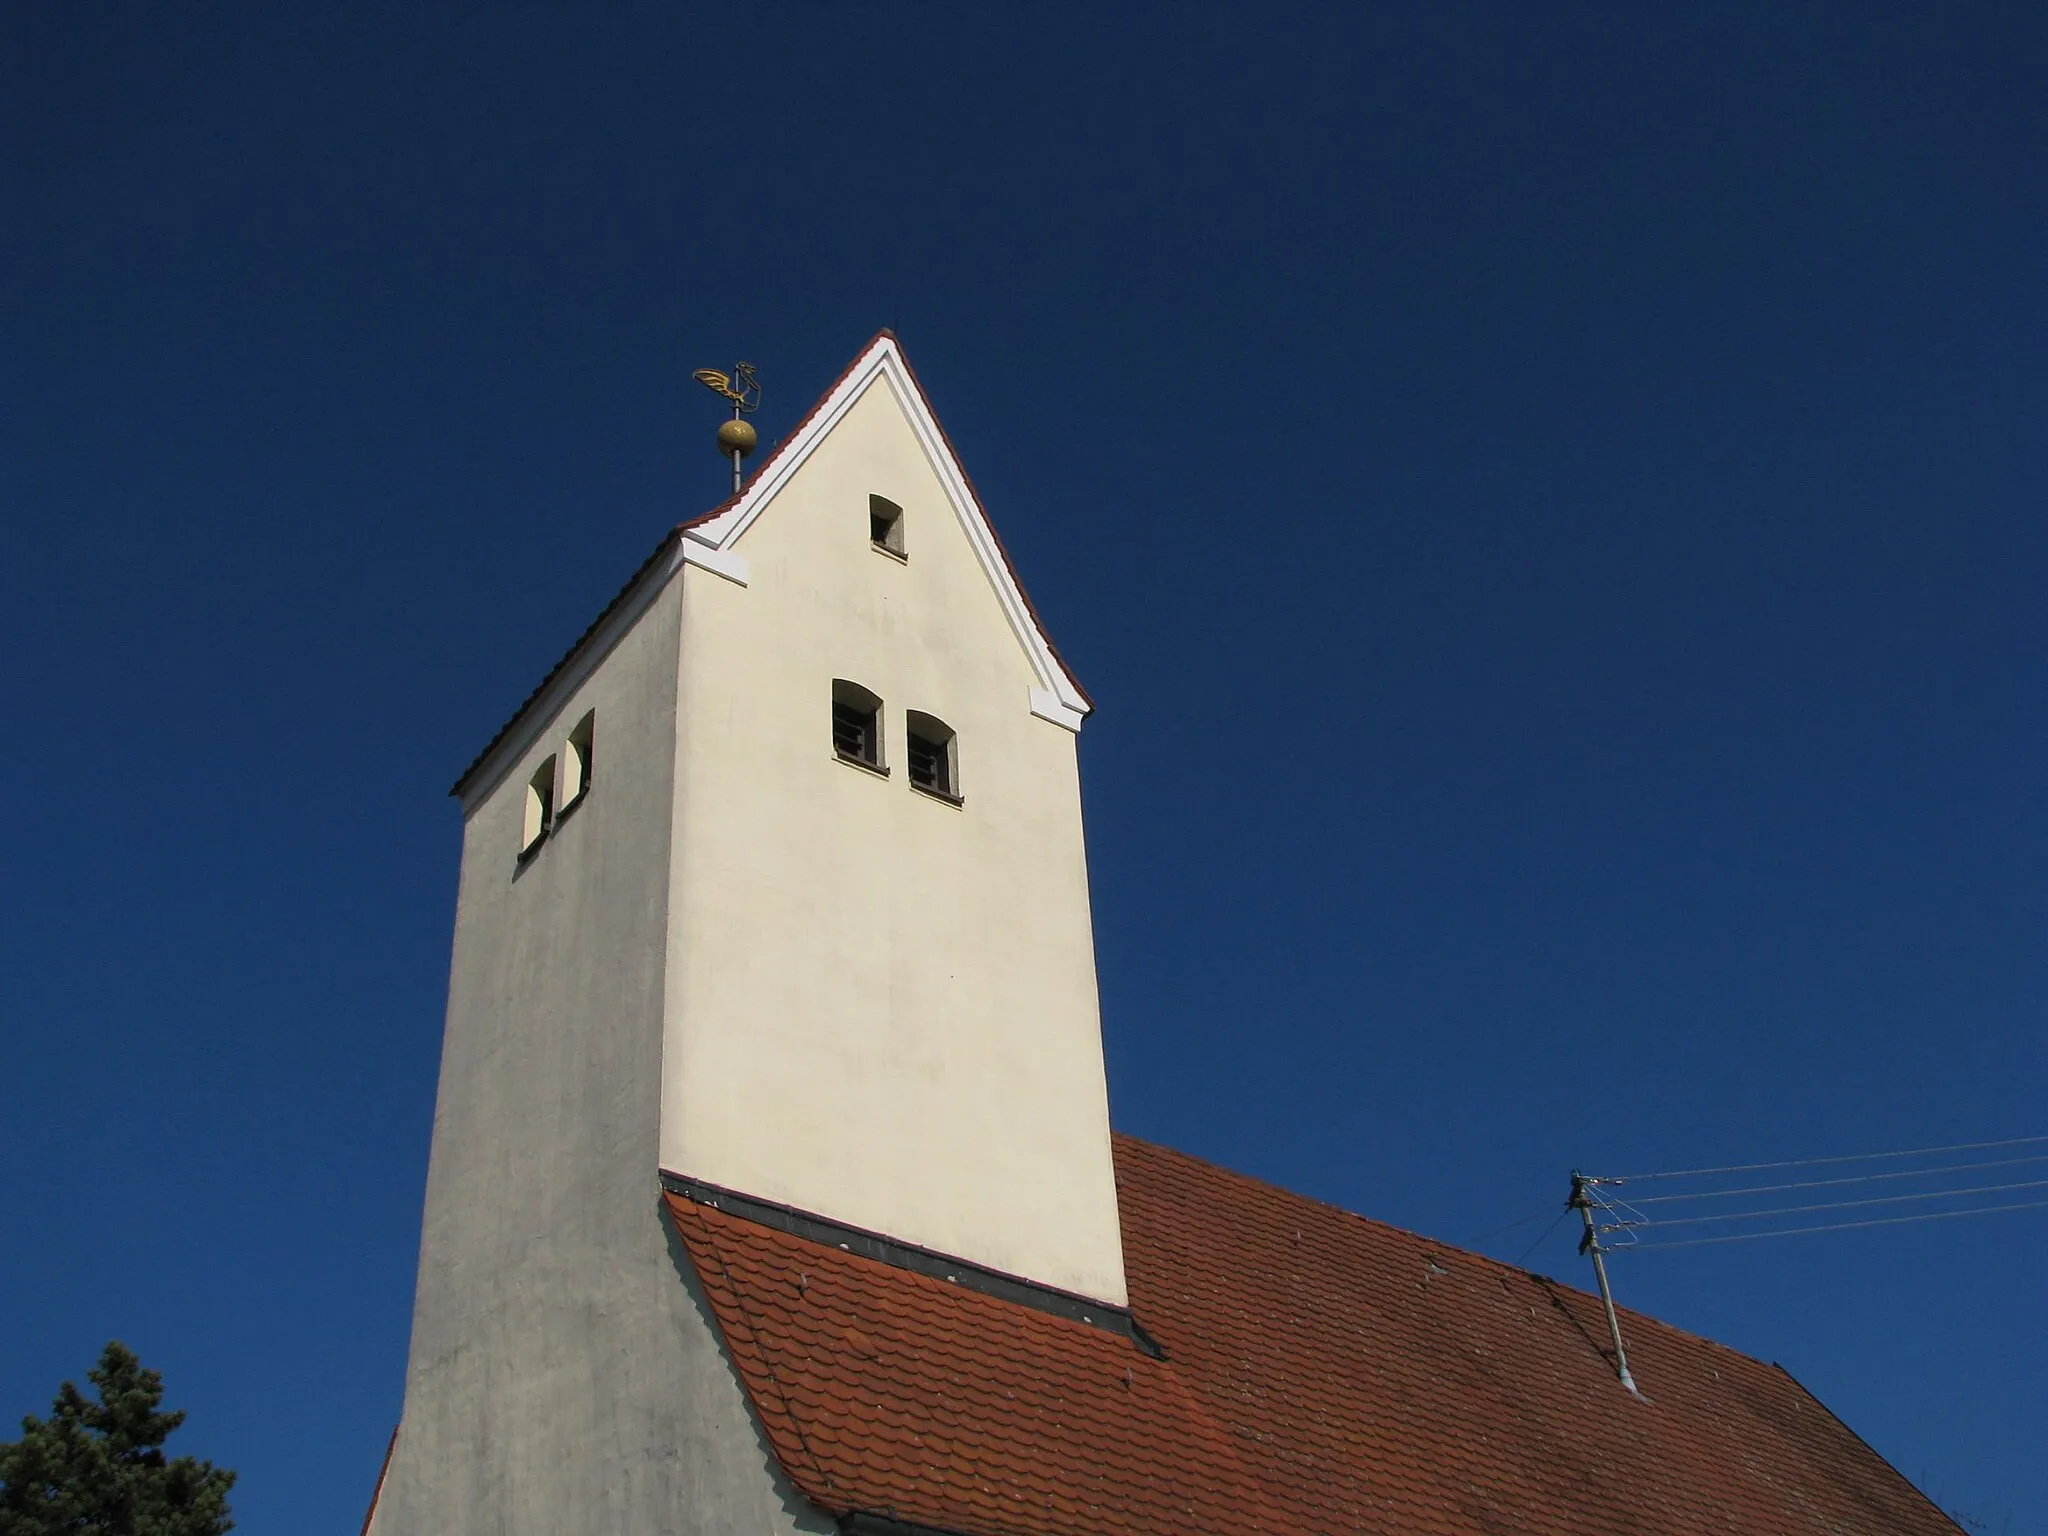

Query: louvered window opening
[[907, 731, 950, 797], [834, 702, 879, 767]]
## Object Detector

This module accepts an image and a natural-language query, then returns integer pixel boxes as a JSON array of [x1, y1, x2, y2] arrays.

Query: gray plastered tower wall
[[374, 333, 1127, 1531], [372, 568, 830, 1536]]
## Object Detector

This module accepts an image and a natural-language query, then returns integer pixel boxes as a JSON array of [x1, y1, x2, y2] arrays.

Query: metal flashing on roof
[[660, 1170, 1159, 1352], [838, 1513, 977, 1536]]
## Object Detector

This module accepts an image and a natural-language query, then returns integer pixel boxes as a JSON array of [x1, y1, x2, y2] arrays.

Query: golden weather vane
[[693, 361, 762, 493]]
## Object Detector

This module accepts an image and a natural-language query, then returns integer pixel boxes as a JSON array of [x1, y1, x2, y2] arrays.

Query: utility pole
[[1570, 1171, 1641, 1396]]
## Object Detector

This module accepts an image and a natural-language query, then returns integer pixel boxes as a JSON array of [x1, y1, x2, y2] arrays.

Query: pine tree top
[[0, 1341, 236, 1536]]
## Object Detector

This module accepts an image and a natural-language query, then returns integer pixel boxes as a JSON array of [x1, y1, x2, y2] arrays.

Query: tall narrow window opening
[[562, 710, 595, 810], [869, 495, 905, 558], [831, 680, 885, 772], [522, 755, 557, 856], [905, 712, 959, 802]]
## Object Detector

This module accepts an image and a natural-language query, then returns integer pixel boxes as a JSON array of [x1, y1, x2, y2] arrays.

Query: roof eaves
[[447, 526, 681, 800]]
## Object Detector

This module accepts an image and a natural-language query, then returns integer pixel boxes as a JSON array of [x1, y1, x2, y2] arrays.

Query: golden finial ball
[[716, 419, 758, 456]]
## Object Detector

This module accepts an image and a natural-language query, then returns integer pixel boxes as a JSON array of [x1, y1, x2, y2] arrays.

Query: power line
[[1463, 1209, 1552, 1247], [1512, 1209, 1571, 1268], [1620, 1198, 2048, 1250], [1592, 1134, 2048, 1184], [1613, 1153, 2048, 1205], [1597, 1177, 2048, 1232]]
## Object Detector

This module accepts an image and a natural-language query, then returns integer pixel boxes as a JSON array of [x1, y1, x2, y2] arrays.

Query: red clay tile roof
[[668, 1134, 1959, 1536]]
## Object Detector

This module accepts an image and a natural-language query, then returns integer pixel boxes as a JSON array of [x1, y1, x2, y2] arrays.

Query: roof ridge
[[1111, 1131, 1793, 1359]]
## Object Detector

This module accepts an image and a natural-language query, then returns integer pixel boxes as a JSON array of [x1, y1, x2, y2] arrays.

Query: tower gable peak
[[679, 332, 1092, 731]]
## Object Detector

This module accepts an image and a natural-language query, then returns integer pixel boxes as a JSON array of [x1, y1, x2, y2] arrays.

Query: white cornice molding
[[691, 337, 1092, 730], [678, 538, 749, 585], [1028, 689, 1088, 732]]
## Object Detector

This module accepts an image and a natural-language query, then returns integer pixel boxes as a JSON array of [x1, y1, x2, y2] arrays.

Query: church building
[[365, 333, 1960, 1536]]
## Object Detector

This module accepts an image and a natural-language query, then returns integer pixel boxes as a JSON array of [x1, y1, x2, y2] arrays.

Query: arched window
[[561, 710, 595, 810], [522, 755, 557, 856], [905, 712, 959, 803], [832, 680, 885, 773], [869, 495, 905, 558]]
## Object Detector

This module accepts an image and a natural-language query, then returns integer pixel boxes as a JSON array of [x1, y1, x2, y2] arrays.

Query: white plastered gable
[[677, 335, 1092, 731]]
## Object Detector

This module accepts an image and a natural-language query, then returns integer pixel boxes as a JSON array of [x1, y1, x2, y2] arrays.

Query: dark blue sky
[[4, 7, 2043, 1531]]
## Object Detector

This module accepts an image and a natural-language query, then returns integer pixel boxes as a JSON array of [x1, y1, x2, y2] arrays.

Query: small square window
[[869, 495, 905, 558], [831, 680, 885, 772]]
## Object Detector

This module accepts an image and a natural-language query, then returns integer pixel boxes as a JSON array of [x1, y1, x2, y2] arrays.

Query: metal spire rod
[[692, 361, 761, 496], [728, 397, 743, 493], [1570, 1172, 1640, 1395]]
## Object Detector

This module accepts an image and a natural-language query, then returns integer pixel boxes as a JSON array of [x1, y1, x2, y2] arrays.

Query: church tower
[[370, 334, 1123, 1534]]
